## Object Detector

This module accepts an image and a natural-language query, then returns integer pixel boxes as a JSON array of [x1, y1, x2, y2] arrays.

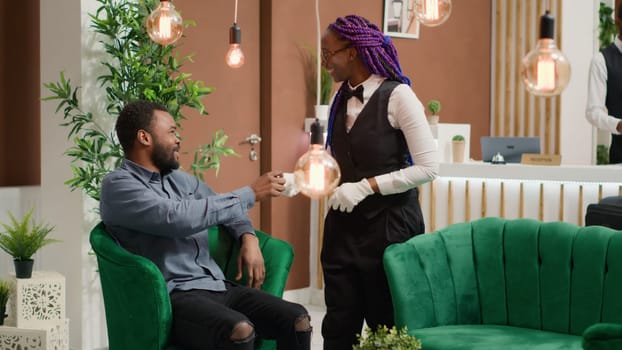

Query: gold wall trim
[[481, 182, 487, 217], [539, 183, 544, 221], [430, 181, 436, 232], [317, 198, 325, 289], [448, 180, 454, 225], [465, 180, 471, 222], [500, 182, 505, 218], [559, 184, 564, 222], [519, 182, 524, 218], [492, 0, 561, 153]]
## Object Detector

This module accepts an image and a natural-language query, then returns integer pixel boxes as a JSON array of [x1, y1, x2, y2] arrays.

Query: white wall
[[559, 0, 599, 164], [39, 0, 108, 349]]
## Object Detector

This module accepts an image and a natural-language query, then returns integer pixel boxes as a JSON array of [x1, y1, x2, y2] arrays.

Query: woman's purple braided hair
[[329, 15, 410, 86], [326, 15, 411, 149]]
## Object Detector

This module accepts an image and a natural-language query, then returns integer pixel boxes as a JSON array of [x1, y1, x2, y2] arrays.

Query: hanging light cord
[[315, 0, 321, 106], [233, 0, 239, 24]]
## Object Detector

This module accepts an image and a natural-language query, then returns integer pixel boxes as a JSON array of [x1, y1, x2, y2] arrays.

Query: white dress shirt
[[339, 74, 439, 195], [586, 36, 622, 134]]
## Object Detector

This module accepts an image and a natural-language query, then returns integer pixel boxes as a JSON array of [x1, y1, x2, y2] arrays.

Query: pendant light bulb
[[294, 120, 341, 199], [413, 0, 452, 27], [226, 24, 245, 68], [520, 11, 571, 97], [146, 0, 183, 46]]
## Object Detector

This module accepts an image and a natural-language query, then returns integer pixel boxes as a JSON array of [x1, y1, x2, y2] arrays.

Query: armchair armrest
[[90, 223, 173, 350], [582, 323, 622, 350]]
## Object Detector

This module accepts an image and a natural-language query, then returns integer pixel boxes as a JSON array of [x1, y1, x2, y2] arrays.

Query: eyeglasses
[[321, 45, 351, 62]]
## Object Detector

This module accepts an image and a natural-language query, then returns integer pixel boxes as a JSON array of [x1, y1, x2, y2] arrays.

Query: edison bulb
[[146, 0, 183, 46], [226, 44, 245, 68], [293, 120, 340, 199], [413, 0, 452, 27], [520, 39, 571, 97], [294, 145, 341, 199], [520, 11, 571, 97]]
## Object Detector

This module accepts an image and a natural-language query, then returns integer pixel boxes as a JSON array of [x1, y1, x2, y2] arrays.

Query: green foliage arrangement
[[452, 134, 465, 141], [302, 46, 333, 105], [597, 144, 610, 165], [0, 277, 9, 324], [427, 99, 441, 115], [0, 208, 59, 261], [43, 0, 237, 201], [353, 325, 422, 350], [0, 278, 10, 309], [599, 2, 618, 49]]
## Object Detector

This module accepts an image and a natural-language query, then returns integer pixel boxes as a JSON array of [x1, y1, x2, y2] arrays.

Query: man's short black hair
[[116, 100, 168, 154]]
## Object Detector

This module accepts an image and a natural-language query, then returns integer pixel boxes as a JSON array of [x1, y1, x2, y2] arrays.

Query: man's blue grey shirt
[[100, 159, 256, 293]]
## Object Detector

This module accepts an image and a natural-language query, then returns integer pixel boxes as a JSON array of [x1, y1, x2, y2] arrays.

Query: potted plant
[[0, 277, 10, 326], [354, 325, 422, 350], [452, 134, 466, 163], [301, 45, 333, 120], [599, 2, 618, 50], [0, 208, 59, 278], [427, 99, 441, 125]]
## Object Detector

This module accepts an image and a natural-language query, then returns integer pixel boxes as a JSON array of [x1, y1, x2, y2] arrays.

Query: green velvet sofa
[[90, 222, 294, 350], [383, 217, 622, 350]]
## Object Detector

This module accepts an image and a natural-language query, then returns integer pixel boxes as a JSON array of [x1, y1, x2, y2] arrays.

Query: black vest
[[602, 43, 622, 163], [603, 44, 622, 118], [330, 80, 414, 216]]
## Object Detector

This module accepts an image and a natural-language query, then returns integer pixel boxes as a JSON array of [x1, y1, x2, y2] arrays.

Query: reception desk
[[419, 162, 622, 231]]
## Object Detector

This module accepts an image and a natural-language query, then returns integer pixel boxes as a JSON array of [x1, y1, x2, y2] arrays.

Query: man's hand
[[328, 179, 375, 213], [237, 233, 265, 289], [251, 171, 286, 201], [617, 120, 622, 133]]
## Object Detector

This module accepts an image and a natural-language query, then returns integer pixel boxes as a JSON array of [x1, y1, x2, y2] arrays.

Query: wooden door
[[176, 0, 263, 225]]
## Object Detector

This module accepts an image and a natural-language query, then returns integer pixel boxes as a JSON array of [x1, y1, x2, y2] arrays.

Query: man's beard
[[152, 139, 180, 174]]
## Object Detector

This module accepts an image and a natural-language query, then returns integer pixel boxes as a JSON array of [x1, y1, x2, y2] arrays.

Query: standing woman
[[320, 15, 438, 349]]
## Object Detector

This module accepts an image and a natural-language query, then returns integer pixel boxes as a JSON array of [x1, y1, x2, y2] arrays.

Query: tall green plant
[[43, 0, 236, 201], [301, 46, 333, 105], [599, 2, 618, 49]]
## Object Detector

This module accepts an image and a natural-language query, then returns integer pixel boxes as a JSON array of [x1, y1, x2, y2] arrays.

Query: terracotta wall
[[267, 0, 491, 288], [0, 1, 40, 186], [173, 0, 493, 289]]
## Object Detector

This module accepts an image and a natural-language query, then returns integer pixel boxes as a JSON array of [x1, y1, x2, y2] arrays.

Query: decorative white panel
[[5, 272, 65, 329], [0, 319, 69, 350]]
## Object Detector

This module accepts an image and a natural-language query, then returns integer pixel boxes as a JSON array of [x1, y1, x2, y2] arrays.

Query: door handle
[[239, 134, 262, 161], [239, 134, 262, 145]]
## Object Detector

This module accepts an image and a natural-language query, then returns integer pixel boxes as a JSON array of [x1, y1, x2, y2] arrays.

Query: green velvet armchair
[[90, 222, 294, 350], [383, 217, 622, 350]]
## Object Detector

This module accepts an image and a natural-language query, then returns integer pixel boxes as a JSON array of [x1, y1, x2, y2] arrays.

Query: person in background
[[319, 15, 438, 349], [586, 5, 622, 163], [100, 100, 312, 350]]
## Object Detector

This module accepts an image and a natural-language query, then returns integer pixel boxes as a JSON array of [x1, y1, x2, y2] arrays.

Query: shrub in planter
[[0, 208, 59, 278], [353, 325, 422, 350], [0, 278, 10, 325]]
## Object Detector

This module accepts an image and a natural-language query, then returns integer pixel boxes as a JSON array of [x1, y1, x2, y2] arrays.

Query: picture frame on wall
[[383, 0, 420, 39]]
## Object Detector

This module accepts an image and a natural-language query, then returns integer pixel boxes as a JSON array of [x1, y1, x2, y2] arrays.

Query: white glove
[[328, 179, 374, 213], [280, 172, 300, 197]]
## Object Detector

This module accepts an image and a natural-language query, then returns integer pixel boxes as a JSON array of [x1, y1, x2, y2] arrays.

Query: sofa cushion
[[411, 325, 582, 350]]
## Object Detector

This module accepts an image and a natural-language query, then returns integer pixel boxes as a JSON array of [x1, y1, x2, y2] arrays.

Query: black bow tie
[[342, 85, 364, 103]]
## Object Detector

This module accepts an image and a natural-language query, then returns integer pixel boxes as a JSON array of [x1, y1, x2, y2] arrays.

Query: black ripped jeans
[[170, 281, 311, 350]]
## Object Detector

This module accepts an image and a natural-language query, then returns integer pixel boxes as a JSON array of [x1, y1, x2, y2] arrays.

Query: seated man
[[100, 100, 311, 350]]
